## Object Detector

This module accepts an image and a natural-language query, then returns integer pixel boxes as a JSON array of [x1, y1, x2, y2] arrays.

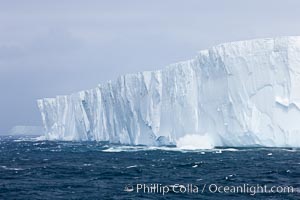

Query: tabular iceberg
[[37, 36, 300, 147]]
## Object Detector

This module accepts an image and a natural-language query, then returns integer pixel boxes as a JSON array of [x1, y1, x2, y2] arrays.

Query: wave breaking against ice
[[176, 134, 214, 150], [37, 36, 300, 148]]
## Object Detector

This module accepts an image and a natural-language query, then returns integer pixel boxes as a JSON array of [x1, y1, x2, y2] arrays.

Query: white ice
[[37, 36, 300, 148]]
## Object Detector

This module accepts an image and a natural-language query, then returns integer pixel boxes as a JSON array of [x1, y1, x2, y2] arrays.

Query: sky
[[1, 0, 300, 133]]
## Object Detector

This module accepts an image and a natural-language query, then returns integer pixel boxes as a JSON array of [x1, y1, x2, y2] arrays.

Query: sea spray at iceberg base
[[176, 134, 215, 150], [37, 36, 300, 147]]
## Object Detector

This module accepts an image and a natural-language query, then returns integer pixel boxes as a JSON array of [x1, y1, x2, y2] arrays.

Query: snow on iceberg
[[37, 36, 300, 147]]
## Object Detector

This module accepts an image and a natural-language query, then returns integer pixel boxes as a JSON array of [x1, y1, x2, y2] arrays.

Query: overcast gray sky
[[1, 0, 300, 133]]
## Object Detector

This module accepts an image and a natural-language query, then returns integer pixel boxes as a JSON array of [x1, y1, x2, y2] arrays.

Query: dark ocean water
[[0, 136, 299, 200]]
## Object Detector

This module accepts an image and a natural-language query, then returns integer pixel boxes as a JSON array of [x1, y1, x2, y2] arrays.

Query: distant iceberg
[[37, 36, 300, 147], [9, 126, 43, 136]]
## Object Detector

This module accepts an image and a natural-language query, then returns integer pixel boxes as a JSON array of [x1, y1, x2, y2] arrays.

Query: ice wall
[[37, 36, 300, 147]]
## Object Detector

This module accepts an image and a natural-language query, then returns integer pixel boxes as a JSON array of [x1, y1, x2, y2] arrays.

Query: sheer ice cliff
[[37, 36, 300, 147]]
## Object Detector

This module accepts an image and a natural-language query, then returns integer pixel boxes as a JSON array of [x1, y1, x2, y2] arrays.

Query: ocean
[[0, 136, 299, 200]]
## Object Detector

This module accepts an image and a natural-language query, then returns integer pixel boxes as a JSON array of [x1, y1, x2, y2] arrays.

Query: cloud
[[0, 44, 24, 60]]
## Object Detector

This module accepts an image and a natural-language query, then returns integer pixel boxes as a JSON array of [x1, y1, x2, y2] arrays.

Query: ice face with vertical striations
[[37, 36, 300, 147]]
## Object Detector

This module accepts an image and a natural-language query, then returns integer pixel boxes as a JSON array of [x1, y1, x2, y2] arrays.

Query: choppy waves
[[0, 136, 299, 200]]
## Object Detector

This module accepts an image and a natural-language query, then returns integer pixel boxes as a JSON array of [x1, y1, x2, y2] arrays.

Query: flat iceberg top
[[37, 36, 300, 148], [8, 126, 43, 136]]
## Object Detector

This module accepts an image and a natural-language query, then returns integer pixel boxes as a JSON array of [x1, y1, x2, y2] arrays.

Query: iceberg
[[8, 126, 43, 136], [37, 36, 300, 147]]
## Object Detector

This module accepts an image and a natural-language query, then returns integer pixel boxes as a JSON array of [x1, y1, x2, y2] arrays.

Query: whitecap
[[222, 148, 239, 152], [126, 165, 138, 169], [1, 166, 24, 171], [34, 136, 46, 141], [102, 144, 241, 153], [215, 150, 222, 154]]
